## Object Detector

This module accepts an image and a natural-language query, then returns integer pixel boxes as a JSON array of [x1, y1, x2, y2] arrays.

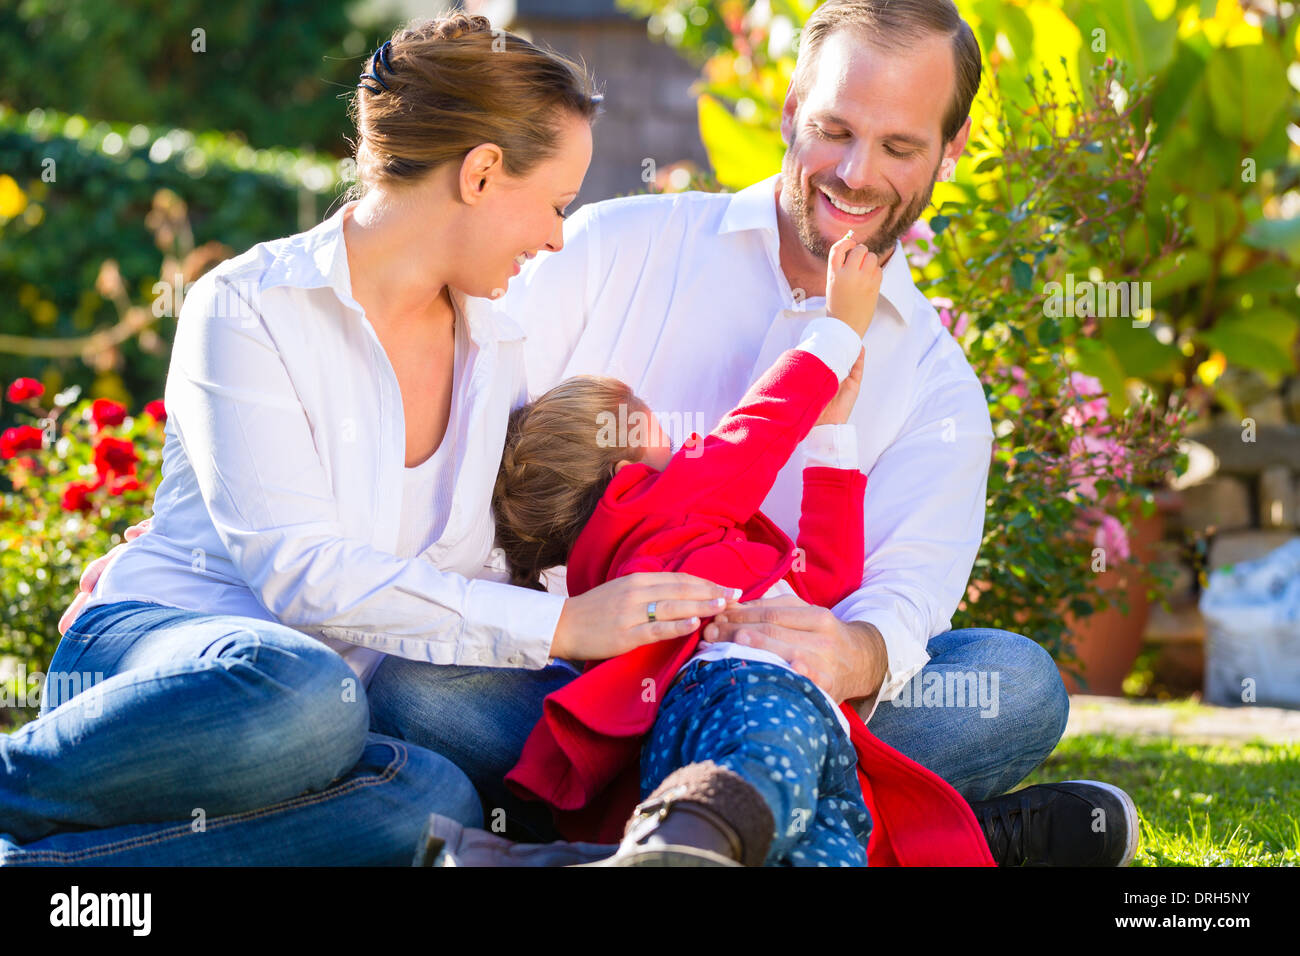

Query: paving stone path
[[1065, 694, 1300, 744]]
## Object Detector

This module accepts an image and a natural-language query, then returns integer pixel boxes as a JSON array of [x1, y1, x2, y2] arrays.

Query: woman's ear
[[614, 459, 632, 474], [459, 143, 505, 204]]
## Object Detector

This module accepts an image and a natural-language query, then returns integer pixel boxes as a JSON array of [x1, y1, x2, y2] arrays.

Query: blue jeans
[[368, 627, 1071, 842], [643, 658, 871, 866], [0, 601, 482, 865]]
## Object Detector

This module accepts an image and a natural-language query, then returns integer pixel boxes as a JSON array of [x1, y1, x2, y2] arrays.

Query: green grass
[[1020, 733, 1300, 866]]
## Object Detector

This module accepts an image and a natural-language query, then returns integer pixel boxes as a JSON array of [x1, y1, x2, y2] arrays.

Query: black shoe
[[971, 780, 1139, 866]]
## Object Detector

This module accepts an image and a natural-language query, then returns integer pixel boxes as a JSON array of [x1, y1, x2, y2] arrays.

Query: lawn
[[1020, 732, 1300, 866]]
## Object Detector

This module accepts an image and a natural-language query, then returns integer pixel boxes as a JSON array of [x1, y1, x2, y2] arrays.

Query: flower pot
[[1058, 500, 1170, 696]]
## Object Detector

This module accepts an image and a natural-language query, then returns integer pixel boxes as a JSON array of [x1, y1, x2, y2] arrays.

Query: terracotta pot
[[1058, 502, 1169, 696]]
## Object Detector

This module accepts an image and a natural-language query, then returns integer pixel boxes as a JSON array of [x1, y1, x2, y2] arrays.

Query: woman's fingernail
[[687, 617, 700, 628], [704, 624, 717, 640], [715, 613, 727, 624], [713, 597, 727, 608], [731, 588, 743, 601]]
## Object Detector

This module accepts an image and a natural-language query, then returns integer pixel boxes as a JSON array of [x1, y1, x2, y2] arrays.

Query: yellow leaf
[[0, 174, 28, 218], [1196, 350, 1227, 386]]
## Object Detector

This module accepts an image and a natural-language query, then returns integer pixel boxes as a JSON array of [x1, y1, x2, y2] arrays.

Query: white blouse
[[394, 313, 468, 559], [81, 202, 564, 685]]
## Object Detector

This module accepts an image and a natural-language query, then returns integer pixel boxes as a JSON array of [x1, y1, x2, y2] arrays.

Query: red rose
[[91, 398, 128, 429], [144, 399, 167, 423], [1, 424, 44, 459], [60, 481, 96, 513], [93, 436, 138, 479], [6, 378, 44, 403], [107, 474, 143, 495]]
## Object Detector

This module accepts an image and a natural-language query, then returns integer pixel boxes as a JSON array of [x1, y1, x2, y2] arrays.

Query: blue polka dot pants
[[640, 657, 872, 867]]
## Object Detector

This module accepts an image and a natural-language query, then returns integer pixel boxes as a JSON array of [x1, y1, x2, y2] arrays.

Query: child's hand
[[815, 347, 865, 426], [826, 231, 882, 339]]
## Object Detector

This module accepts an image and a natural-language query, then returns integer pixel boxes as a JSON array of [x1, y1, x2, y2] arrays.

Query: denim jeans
[[0, 601, 483, 865], [368, 627, 1071, 842], [643, 658, 871, 866]]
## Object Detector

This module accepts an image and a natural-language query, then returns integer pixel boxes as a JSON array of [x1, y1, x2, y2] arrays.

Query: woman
[[3, 14, 732, 866]]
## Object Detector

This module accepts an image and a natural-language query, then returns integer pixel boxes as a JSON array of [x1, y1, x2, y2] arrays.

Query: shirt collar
[[258, 202, 525, 345], [717, 173, 916, 325]]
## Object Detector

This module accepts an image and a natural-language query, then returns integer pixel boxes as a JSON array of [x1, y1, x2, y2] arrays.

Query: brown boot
[[595, 761, 775, 867]]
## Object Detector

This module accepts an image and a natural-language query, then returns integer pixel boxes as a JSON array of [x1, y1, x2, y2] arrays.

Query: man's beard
[[782, 150, 940, 259]]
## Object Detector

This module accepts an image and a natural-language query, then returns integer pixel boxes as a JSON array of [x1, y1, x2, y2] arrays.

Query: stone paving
[[1065, 694, 1300, 744]]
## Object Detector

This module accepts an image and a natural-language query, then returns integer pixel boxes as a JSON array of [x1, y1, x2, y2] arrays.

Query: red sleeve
[[610, 349, 837, 523], [791, 466, 867, 607]]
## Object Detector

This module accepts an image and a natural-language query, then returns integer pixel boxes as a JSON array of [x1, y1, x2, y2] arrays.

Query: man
[[483, 0, 1135, 867]]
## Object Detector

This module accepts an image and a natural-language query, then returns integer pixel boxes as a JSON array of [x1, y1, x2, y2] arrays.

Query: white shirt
[[82, 202, 565, 685], [394, 313, 468, 558], [499, 174, 994, 719]]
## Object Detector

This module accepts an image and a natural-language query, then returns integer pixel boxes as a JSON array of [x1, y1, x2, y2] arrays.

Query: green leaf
[[1198, 308, 1300, 378], [696, 94, 784, 191], [1204, 41, 1290, 144], [1243, 217, 1300, 263], [1011, 258, 1034, 291]]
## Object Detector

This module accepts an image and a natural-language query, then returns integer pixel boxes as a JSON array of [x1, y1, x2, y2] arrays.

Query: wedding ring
[[646, 601, 658, 623]]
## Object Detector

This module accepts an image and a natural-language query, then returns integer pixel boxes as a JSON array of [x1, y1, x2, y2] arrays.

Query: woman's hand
[[58, 517, 152, 635], [551, 572, 742, 661]]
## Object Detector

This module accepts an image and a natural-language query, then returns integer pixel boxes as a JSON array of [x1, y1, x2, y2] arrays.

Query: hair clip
[[358, 40, 396, 94]]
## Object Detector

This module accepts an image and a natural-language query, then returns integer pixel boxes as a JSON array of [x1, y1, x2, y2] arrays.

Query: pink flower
[[902, 220, 937, 267], [1092, 512, 1131, 563], [930, 296, 971, 337], [1063, 372, 1108, 428], [1008, 365, 1028, 401], [1068, 434, 1132, 501]]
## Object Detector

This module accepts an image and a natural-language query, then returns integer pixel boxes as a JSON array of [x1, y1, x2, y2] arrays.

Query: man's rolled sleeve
[[833, 597, 931, 724]]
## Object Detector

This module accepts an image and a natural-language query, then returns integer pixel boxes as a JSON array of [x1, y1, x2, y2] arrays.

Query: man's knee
[[975, 629, 1069, 754]]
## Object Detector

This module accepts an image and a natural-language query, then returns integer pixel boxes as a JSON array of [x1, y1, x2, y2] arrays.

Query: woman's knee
[[203, 625, 370, 783]]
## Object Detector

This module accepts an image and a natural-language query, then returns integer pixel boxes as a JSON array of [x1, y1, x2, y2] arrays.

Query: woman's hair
[[493, 376, 646, 591], [347, 13, 602, 195]]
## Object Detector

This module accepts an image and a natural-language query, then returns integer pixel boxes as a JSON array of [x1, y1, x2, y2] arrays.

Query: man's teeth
[[820, 189, 878, 216]]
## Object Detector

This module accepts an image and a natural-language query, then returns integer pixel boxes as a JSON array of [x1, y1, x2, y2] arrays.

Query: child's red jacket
[[505, 346, 994, 866]]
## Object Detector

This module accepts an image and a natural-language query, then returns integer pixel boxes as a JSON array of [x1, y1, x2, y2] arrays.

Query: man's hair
[[793, 0, 982, 144]]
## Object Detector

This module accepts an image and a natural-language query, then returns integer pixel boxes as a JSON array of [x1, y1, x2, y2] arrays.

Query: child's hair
[[493, 376, 647, 590]]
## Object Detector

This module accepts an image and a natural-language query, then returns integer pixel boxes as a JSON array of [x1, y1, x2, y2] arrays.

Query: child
[[497, 233, 991, 867]]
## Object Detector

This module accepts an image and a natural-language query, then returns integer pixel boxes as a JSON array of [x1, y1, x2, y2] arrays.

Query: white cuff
[[462, 578, 565, 669], [837, 605, 931, 725], [802, 424, 859, 470], [795, 316, 865, 382]]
